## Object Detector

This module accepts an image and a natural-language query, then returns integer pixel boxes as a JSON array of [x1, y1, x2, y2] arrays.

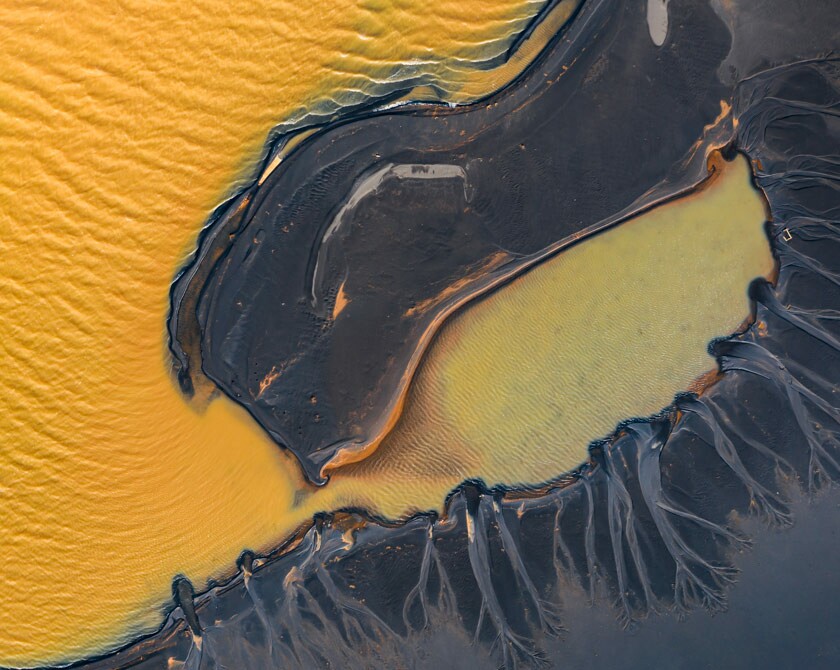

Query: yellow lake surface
[[0, 0, 555, 665], [0, 0, 770, 666]]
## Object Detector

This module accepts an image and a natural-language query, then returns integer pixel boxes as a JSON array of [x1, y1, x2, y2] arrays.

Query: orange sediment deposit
[[332, 280, 351, 319], [404, 251, 513, 319], [688, 368, 726, 396]]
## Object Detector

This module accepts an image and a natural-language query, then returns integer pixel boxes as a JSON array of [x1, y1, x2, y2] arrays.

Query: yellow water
[[0, 0, 769, 666], [0, 0, 557, 665]]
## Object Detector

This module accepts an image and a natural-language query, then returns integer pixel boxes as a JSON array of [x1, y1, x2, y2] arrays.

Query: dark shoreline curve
[[24, 2, 834, 670], [78, 51, 840, 668], [169, 0, 734, 483]]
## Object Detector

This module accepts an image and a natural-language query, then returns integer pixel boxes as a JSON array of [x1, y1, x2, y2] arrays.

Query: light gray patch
[[312, 163, 469, 308], [647, 0, 669, 46]]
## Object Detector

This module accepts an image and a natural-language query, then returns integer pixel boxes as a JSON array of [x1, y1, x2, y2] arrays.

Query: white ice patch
[[647, 0, 669, 47]]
